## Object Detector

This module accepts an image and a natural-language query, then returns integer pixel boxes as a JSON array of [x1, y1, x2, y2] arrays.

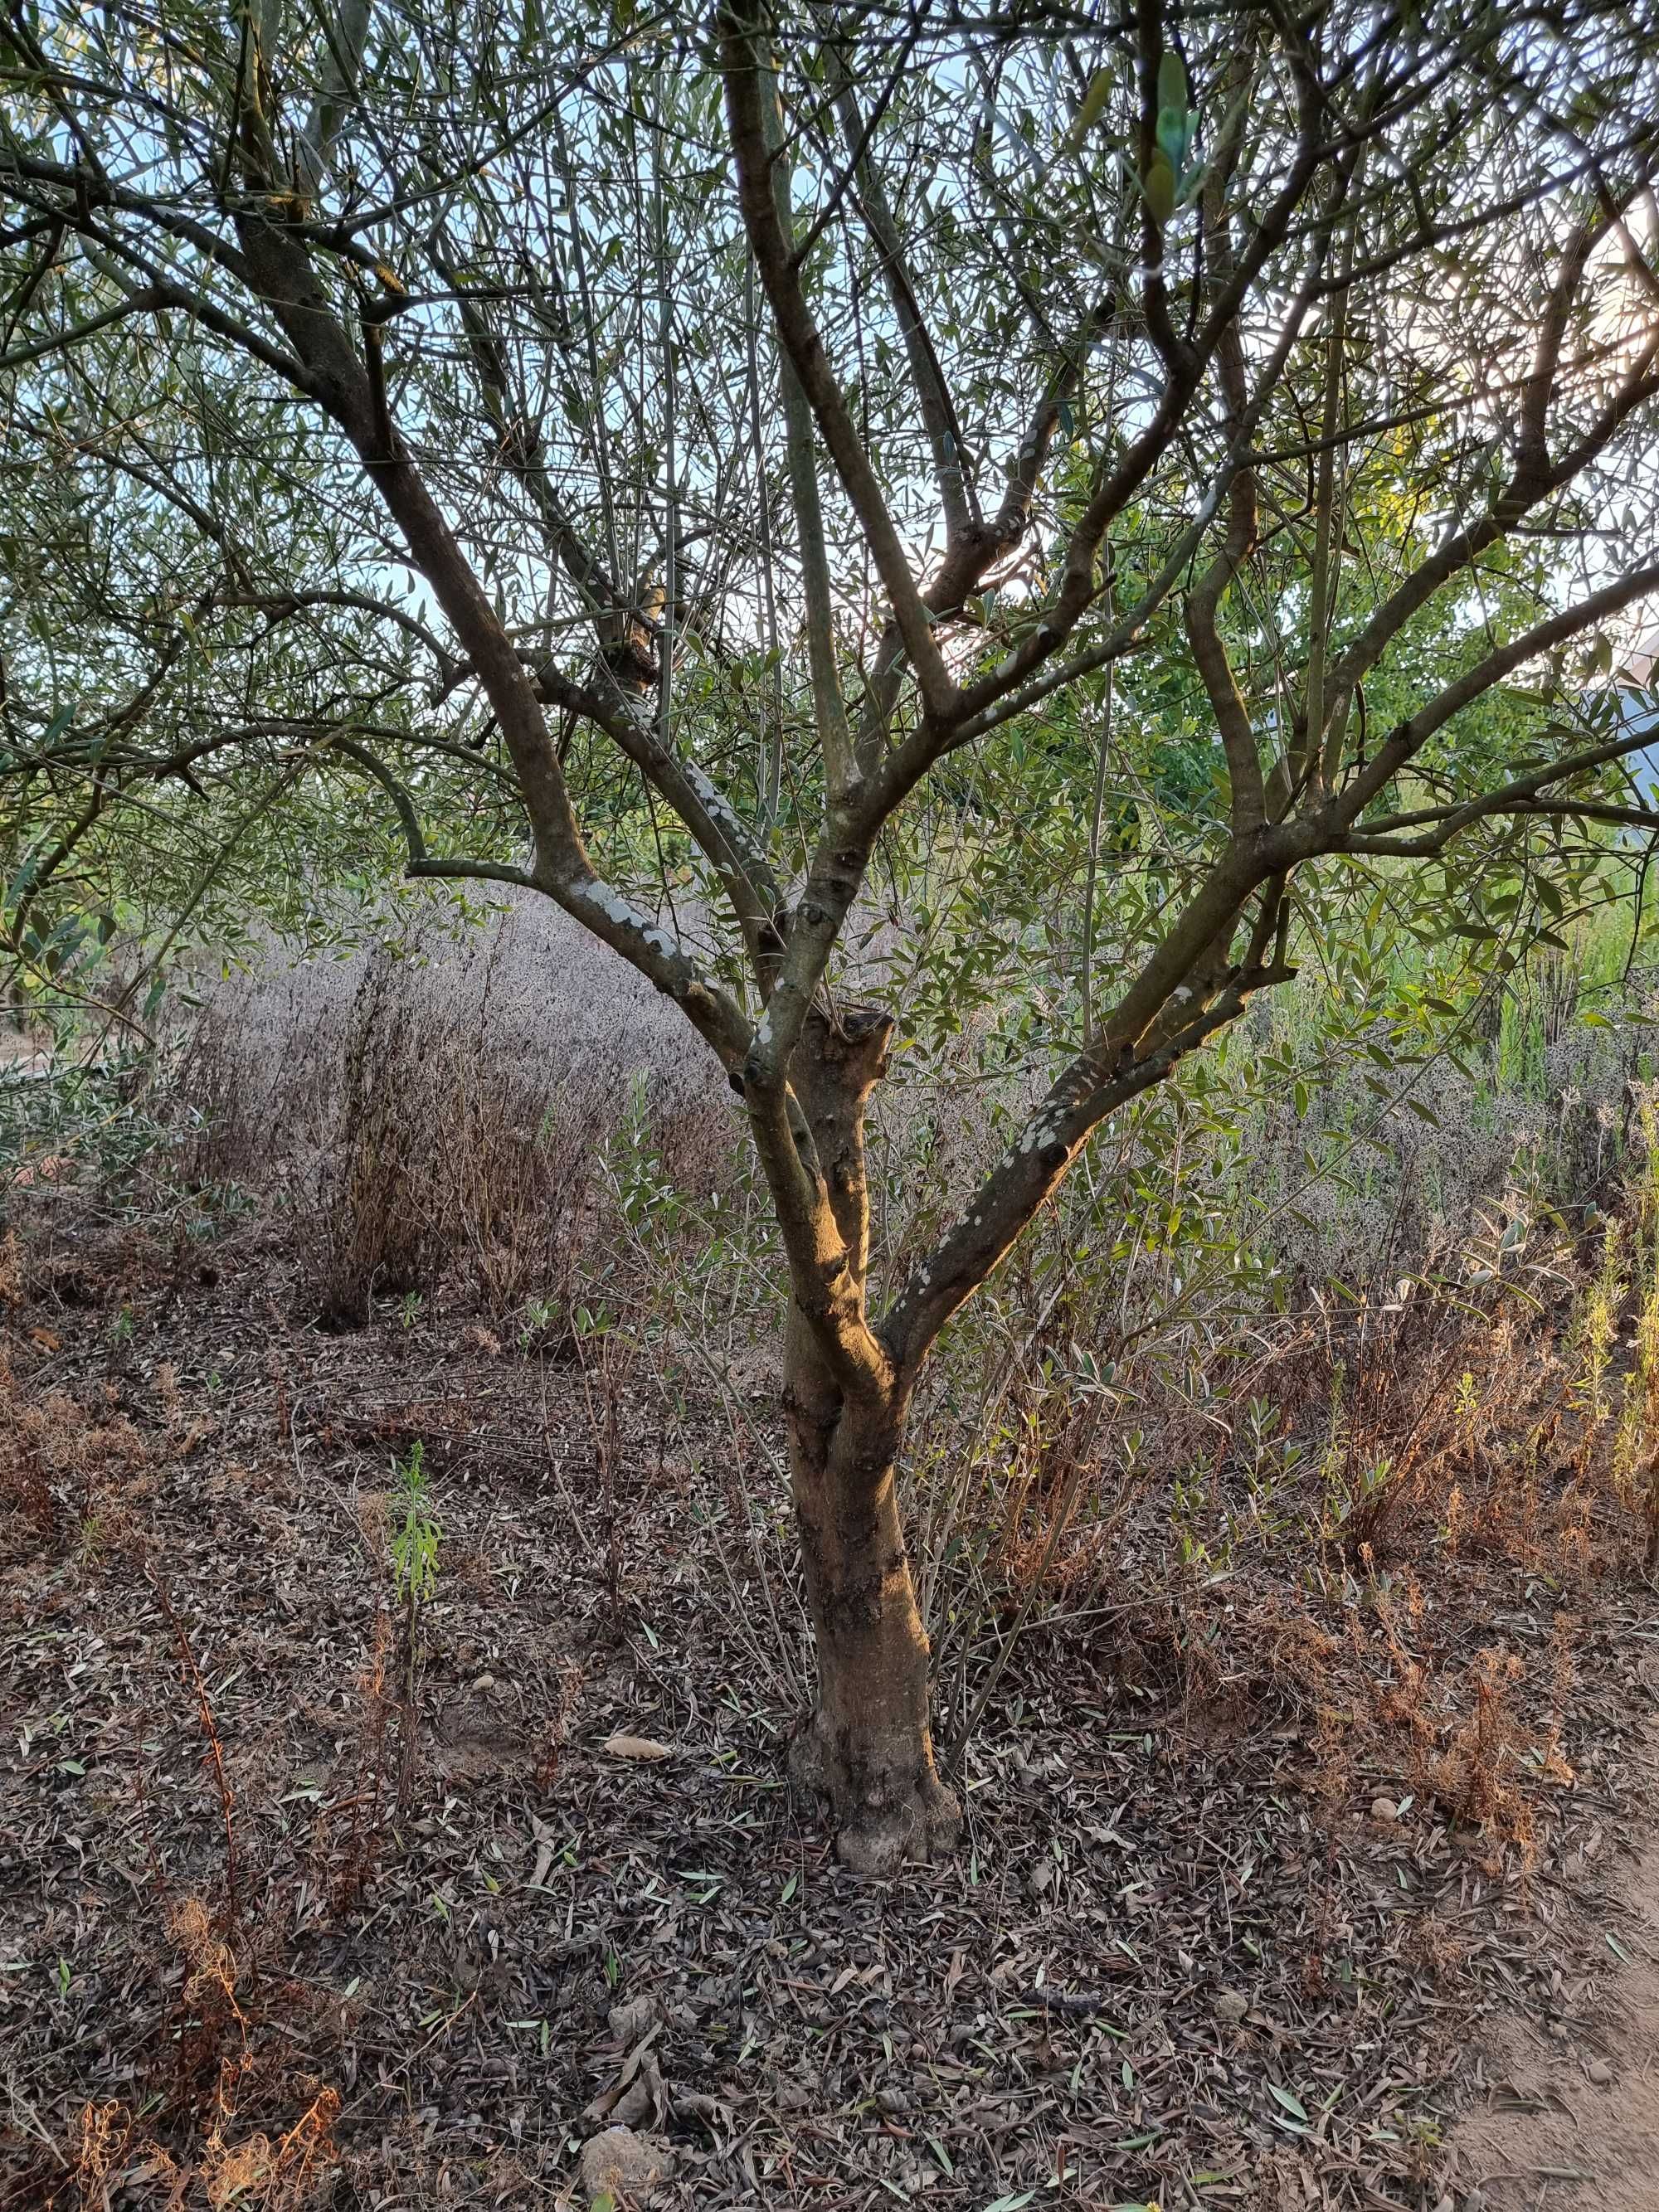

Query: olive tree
[[3, 0, 1658, 1867]]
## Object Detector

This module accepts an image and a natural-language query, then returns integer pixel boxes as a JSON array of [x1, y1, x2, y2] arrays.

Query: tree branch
[[1337, 552, 1659, 823], [720, 3, 956, 717]]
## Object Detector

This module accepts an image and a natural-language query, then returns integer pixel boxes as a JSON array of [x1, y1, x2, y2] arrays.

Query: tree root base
[[789, 1712, 962, 1875]]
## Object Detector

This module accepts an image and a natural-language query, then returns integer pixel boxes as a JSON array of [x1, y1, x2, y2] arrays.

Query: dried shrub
[[49, 2073, 339, 2212], [322, 1608, 397, 1914], [198, 2087, 341, 2212], [172, 890, 733, 1324], [0, 1362, 149, 1539], [1423, 1648, 1574, 1858]]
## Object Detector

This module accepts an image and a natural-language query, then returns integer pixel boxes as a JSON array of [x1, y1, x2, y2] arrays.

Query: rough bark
[[774, 1011, 961, 1874], [784, 1315, 960, 1874]]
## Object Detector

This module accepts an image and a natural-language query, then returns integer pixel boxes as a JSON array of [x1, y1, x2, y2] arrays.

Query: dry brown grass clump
[[0, 1358, 150, 1540]]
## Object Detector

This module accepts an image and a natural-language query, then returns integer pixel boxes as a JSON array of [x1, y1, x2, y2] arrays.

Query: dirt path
[[1447, 1781, 1659, 2210]]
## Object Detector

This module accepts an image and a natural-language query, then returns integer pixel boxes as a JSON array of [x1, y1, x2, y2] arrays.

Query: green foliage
[[389, 1443, 441, 1616]]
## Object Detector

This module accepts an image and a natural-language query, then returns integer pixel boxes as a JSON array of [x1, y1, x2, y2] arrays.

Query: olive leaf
[[1143, 148, 1177, 225], [1148, 47, 1198, 209], [1059, 63, 1115, 158], [1156, 102, 1197, 175]]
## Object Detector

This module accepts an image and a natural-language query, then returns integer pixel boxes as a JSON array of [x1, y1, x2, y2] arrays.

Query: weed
[[518, 1294, 563, 1353], [390, 1441, 441, 1618], [1568, 1217, 1627, 1424], [389, 1441, 441, 1797]]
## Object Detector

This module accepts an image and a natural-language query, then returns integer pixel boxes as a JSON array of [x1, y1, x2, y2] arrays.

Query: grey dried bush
[[870, 931, 1657, 1340], [836, 941, 1659, 1692], [1240, 997, 1654, 1296], [174, 889, 732, 1321]]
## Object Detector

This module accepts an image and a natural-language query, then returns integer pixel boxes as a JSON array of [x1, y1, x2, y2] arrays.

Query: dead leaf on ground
[[603, 1732, 673, 1762]]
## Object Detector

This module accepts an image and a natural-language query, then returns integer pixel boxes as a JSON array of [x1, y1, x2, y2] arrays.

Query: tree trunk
[[783, 1312, 961, 1874], [756, 1004, 960, 1870]]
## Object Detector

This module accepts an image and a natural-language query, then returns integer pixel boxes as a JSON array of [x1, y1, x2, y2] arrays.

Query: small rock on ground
[[580, 2125, 672, 2205]]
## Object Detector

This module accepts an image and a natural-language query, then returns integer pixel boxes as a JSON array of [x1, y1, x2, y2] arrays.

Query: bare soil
[[2, 1197, 1657, 2210], [1445, 1783, 1659, 2210]]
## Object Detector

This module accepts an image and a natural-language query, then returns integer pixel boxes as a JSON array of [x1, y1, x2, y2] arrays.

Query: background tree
[[3, 0, 1658, 1868]]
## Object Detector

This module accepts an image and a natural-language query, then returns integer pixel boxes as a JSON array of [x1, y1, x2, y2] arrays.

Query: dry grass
[[173, 890, 733, 1326]]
